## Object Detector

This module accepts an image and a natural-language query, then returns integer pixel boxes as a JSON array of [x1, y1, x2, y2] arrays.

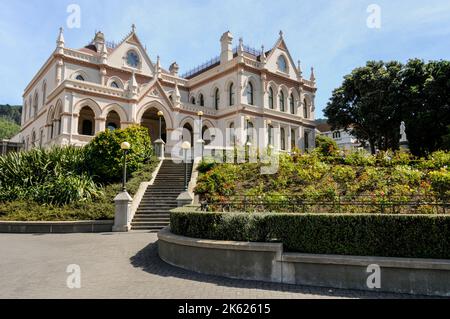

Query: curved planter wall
[[158, 227, 450, 297]]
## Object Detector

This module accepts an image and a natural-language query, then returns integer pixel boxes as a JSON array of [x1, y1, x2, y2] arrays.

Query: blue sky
[[0, 0, 450, 117]]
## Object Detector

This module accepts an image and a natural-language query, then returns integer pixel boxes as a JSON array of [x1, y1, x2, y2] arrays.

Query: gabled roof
[[265, 33, 298, 74]]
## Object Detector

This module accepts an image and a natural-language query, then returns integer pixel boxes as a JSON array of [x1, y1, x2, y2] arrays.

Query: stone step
[[133, 218, 170, 222], [131, 222, 170, 227], [131, 225, 167, 230], [134, 212, 170, 218]]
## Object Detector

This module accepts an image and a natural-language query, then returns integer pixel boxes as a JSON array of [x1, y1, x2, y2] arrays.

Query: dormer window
[[277, 55, 287, 73], [126, 50, 140, 68], [76, 75, 85, 81]]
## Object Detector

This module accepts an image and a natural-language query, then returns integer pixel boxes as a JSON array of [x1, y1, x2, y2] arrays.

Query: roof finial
[[131, 24, 136, 33], [298, 60, 302, 76], [238, 37, 244, 55], [279, 30, 284, 38], [57, 27, 65, 45], [310, 67, 316, 82], [56, 27, 65, 52], [261, 45, 266, 63]]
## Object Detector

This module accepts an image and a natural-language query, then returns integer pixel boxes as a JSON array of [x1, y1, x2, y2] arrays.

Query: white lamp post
[[120, 141, 131, 192], [181, 141, 191, 191], [197, 111, 205, 160], [155, 111, 165, 160]]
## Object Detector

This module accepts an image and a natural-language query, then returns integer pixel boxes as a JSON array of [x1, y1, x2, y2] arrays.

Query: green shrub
[[171, 209, 450, 259], [429, 169, 450, 199], [315, 135, 339, 157], [344, 150, 376, 166], [85, 125, 153, 182], [0, 146, 99, 205]]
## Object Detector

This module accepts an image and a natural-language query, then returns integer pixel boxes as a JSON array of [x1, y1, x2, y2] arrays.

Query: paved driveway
[[0, 232, 414, 299]]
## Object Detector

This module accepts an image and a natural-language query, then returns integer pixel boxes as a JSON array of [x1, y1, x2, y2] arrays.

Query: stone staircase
[[131, 159, 193, 231]]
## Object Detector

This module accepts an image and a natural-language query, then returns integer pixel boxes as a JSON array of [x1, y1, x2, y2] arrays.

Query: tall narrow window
[[42, 83, 47, 108], [268, 125, 274, 146], [199, 94, 205, 107], [190, 96, 196, 105], [229, 83, 235, 106], [229, 122, 236, 146], [279, 91, 285, 112], [247, 121, 254, 144], [304, 131, 310, 151], [33, 93, 38, 117], [268, 87, 274, 109], [246, 82, 254, 105], [291, 129, 296, 150], [303, 99, 309, 118], [290, 94, 295, 114], [214, 88, 220, 110], [280, 127, 286, 150]]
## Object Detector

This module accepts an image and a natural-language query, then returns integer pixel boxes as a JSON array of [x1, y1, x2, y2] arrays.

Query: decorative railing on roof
[[181, 45, 262, 79], [106, 41, 118, 49], [181, 56, 221, 79]]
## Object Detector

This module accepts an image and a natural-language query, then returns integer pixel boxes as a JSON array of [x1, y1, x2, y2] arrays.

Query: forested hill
[[0, 104, 22, 125]]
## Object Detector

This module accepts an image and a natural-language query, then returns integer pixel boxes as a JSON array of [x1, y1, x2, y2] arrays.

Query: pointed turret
[[260, 45, 266, 64], [155, 55, 161, 77], [238, 37, 244, 56], [56, 27, 65, 54], [310, 67, 316, 82], [128, 71, 138, 99], [100, 39, 108, 64], [297, 60, 303, 77], [173, 81, 181, 107]]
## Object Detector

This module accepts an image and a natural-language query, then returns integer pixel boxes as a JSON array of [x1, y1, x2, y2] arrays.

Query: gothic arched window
[[214, 88, 220, 110], [268, 87, 274, 109], [246, 82, 254, 105], [290, 94, 295, 114], [229, 83, 235, 106], [199, 94, 205, 107], [279, 91, 285, 112]]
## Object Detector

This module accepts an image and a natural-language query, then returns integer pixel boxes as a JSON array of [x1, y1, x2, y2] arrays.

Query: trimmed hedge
[[170, 208, 450, 259]]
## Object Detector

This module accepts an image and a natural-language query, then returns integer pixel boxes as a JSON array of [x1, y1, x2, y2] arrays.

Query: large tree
[[400, 59, 450, 156], [324, 61, 403, 154]]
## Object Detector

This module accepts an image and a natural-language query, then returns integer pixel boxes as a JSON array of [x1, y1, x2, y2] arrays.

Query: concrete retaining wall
[[158, 227, 450, 297], [0, 220, 113, 233]]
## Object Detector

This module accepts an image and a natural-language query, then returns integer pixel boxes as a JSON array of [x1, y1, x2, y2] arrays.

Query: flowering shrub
[[195, 149, 450, 208]]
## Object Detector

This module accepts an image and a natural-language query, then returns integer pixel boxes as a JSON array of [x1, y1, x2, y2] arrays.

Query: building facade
[[18, 26, 317, 157]]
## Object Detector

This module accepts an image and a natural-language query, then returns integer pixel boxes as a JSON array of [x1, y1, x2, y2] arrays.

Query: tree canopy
[[324, 60, 450, 156]]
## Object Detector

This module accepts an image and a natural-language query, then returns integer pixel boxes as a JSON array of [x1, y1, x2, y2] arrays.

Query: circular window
[[126, 51, 140, 68], [110, 81, 120, 88]]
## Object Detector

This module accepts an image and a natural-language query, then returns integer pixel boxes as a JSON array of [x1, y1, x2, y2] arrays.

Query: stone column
[[113, 191, 132, 232]]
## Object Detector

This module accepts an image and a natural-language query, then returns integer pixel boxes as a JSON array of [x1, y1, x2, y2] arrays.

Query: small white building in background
[[316, 123, 364, 151], [17, 26, 318, 156]]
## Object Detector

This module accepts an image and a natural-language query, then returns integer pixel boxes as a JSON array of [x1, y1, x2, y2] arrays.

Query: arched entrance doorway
[[182, 123, 194, 145], [140, 108, 167, 143], [78, 106, 95, 136], [106, 111, 121, 131]]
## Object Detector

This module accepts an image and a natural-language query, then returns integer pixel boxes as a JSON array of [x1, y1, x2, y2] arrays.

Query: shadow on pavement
[[130, 240, 421, 299]]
